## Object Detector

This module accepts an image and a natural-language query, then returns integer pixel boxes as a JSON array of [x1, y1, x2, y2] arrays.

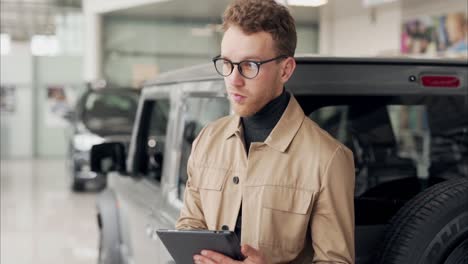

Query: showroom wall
[[102, 17, 220, 87], [102, 16, 318, 88], [402, 0, 467, 19], [35, 56, 85, 158], [1, 12, 86, 159], [0, 43, 84, 159], [0, 43, 34, 159], [319, 0, 467, 56]]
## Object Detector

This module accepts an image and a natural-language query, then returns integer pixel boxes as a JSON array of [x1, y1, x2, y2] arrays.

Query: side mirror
[[90, 142, 126, 174], [183, 121, 198, 144]]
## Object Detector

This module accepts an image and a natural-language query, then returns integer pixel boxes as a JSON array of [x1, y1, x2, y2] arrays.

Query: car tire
[[445, 238, 468, 264], [96, 189, 123, 264], [72, 179, 85, 192], [375, 178, 468, 264], [71, 162, 86, 192]]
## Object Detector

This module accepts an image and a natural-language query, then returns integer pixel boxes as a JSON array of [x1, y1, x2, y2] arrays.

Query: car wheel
[[71, 162, 86, 192], [72, 178, 85, 192], [444, 238, 468, 264], [375, 178, 468, 264]]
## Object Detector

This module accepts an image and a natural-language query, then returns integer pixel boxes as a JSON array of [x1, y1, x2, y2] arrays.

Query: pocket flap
[[262, 186, 313, 214], [190, 165, 229, 191]]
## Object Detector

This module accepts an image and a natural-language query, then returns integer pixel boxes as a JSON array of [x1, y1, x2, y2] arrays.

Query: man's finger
[[241, 245, 260, 258], [201, 250, 236, 264], [194, 254, 217, 264]]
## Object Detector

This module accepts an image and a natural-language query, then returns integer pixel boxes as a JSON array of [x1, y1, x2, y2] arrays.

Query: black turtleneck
[[234, 89, 290, 240], [241, 89, 291, 154]]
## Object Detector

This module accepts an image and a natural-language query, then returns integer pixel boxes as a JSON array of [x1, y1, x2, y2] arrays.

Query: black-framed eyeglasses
[[212, 55, 288, 79]]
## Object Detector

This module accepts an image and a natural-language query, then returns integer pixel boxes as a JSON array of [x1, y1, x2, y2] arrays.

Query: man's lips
[[230, 92, 247, 103]]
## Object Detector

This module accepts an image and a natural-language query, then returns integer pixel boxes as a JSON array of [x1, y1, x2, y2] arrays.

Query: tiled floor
[[1, 159, 99, 264]]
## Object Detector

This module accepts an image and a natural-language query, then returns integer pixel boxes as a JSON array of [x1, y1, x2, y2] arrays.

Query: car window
[[308, 95, 468, 196], [137, 98, 171, 183], [83, 91, 139, 135], [178, 96, 230, 199]]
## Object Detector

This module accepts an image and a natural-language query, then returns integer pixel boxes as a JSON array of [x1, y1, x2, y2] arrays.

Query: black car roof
[[144, 57, 468, 96], [144, 56, 468, 86]]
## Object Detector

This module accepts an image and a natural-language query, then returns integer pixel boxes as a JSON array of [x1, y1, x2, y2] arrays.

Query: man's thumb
[[241, 245, 258, 257]]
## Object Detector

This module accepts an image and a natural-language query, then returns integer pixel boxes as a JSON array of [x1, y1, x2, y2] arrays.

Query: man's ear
[[281, 57, 296, 83]]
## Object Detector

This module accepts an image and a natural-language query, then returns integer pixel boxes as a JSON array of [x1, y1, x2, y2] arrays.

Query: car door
[[155, 91, 231, 263], [110, 92, 172, 264]]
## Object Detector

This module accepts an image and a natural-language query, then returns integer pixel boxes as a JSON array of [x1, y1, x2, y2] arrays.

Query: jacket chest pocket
[[191, 166, 229, 191], [190, 166, 229, 230], [259, 186, 314, 253]]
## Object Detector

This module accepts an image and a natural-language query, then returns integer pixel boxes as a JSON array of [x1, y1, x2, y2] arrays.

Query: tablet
[[156, 229, 244, 263]]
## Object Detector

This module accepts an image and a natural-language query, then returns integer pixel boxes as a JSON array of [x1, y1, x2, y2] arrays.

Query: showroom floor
[[1, 159, 98, 264]]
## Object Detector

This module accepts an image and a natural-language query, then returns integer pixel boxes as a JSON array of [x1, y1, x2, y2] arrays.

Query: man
[[176, 0, 355, 263]]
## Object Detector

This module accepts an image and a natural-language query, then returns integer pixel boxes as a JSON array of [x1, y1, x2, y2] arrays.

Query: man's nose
[[227, 66, 245, 87]]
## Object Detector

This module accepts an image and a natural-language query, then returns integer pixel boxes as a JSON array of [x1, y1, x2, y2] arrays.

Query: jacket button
[[233, 176, 239, 184]]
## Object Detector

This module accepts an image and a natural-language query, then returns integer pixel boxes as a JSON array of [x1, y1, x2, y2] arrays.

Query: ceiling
[[0, 0, 319, 41], [0, 0, 82, 41], [108, 0, 319, 26]]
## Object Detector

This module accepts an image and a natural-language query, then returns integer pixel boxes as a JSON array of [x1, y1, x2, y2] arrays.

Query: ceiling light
[[287, 0, 328, 7], [362, 0, 398, 7]]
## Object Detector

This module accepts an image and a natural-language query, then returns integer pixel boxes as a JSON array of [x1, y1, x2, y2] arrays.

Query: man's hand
[[193, 244, 268, 264]]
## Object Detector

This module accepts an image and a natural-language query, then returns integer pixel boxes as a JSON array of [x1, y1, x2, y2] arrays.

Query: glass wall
[[102, 16, 318, 88]]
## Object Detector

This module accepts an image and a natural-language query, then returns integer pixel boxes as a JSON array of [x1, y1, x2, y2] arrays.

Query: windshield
[[82, 90, 139, 136]]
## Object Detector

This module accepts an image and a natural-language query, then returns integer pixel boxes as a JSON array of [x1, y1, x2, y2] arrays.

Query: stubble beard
[[231, 97, 269, 117]]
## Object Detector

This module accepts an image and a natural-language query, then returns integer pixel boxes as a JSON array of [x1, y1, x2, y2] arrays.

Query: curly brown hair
[[222, 0, 297, 57]]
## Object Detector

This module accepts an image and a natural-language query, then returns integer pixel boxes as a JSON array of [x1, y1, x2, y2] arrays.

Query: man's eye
[[244, 62, 257, 70]]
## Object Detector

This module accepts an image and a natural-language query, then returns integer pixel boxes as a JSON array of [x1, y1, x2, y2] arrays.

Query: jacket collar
[[224, 95, 305, 152]]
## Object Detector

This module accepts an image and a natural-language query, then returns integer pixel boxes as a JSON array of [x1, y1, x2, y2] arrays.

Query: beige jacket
[[176, 95, 355, 263]]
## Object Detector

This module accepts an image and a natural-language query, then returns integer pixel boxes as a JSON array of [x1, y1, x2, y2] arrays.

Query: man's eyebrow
[[220, 55, 263, 61], [244, 56, 262, 61]]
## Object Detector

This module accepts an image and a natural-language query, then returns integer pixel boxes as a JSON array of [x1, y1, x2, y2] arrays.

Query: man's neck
[[241, 89, 290, 153], [242, 89, 289, 129]]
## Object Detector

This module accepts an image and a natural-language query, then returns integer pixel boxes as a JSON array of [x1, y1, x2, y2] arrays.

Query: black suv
[[91, 57, 468, 264]]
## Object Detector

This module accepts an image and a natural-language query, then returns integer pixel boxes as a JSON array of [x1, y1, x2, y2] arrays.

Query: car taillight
[[421, 75, 460, 88]]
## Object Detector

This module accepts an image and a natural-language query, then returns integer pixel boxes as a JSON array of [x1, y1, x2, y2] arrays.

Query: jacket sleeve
[[175, 127, 208, 230], [310, 145, 355, 264]]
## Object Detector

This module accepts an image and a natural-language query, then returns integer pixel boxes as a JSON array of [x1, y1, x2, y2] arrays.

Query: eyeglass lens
[[214, 59, 259, 79]]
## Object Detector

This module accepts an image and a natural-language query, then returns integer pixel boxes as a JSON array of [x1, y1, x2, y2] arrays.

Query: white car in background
[[67, 87, 139, 191]]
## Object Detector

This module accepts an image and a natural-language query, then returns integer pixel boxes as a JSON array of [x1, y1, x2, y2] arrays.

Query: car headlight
[[73, 134, 105, 152]]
